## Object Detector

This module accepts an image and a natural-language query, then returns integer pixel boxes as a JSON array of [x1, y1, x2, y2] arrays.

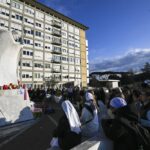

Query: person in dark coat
[[50, 100, 81, 150], [102, 97, 141, 150]]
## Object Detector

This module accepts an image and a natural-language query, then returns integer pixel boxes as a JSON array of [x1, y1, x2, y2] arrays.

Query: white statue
[[0, 30, 23, 86]]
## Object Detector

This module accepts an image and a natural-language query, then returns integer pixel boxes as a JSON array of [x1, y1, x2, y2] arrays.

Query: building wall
[[0, 0, 89, 88], [80, 29, 87, 87]]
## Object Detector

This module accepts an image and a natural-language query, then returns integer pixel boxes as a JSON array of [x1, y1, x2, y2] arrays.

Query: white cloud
[[90, 48, 150, 72]]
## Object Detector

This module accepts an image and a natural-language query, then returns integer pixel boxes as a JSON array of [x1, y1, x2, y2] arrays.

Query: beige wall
[[80, 29, 87, 87]]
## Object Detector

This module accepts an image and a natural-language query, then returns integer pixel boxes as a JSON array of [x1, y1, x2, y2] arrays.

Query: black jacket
[[102, 104, 140, 150], [53, 114, 81, 150]]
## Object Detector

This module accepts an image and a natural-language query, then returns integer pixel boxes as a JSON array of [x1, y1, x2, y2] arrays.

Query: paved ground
[[0, 101, 63, 150]]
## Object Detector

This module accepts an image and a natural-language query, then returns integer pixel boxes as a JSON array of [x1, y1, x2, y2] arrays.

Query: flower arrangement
[[2, 83, 18, 90]]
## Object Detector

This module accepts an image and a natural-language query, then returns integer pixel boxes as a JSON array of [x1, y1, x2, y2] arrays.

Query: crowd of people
[[28, 83, 150, 150]]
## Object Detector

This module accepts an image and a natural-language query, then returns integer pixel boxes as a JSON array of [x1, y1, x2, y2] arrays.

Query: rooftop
[[20, 0, 89, 30]]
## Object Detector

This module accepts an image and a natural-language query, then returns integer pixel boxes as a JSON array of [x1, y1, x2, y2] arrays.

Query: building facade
[[0, 0, 89, 88]]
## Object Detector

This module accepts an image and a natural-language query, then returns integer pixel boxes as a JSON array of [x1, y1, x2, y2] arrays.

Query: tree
[[141, 62, 150, 73], [108, 74, 120, 80]]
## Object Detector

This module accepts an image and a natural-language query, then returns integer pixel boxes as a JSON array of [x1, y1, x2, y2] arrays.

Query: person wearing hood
[[50, 100, 81, 150], [80, 91, 99, 138], [102, 97, 142, 150]]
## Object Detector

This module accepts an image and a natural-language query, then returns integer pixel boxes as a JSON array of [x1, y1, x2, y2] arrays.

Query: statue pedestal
[[0, 89, 33, 127]]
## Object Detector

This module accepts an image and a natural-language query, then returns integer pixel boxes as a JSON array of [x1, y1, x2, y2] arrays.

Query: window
[[36, 22, 41, 27], [24, 39, 33, 45], [35, 22, 43, 28], [22, 60, 32, 67], [0, 0, 10, 5], [69, 57, 74, 63], [45, 64, 51, 68], [34, 63, 43, 68], [22, 50, 33, 56], [12, 12, 23, 21], [62, 48, 68, 53], [75, 50, 80, 55], [62, 39, 67, 44], [24, 17, 34, 25], [24, 28, 34, 35], [68, 41, 75, 48], [35, 31, 41, 37], [45, 45, 51, 49], [75, 28, 79, 35], [69, 33, 74, 40], [52, 37, 61, 44], [11, 23, 22, 31], [53, 46, 61, 51], [62, 31, 67, 37], [0, 19, 8, 28], [12, 1, 23, 10], [62, 22, 67, 30], [25, 6, 34, 15], [36, 11, 44, 20], [45, 34, 51, 40], [34, 73, 43, 78], [45, 15, 52, 22], [45, 24, 51, 31], [68, 25, 74, 33], [69, 49, 74, 54], [0, 7, 9, 16], [22, 72, 32, 78]]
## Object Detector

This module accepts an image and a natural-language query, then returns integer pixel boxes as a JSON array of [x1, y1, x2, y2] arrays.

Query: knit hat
[[110, 97, 127, 108]]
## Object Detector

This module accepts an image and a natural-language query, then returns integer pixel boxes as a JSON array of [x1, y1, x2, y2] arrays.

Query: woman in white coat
[[80, 91, 99, 138]]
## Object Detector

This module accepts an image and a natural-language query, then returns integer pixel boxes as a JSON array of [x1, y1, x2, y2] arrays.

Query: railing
[[51, 49, 61, 54], [52, 69, 61, 73], [51, 59, 61, 63], [52, 29, 61, 37], [52, 38, 61, 45], [51, 20, 61, 28]]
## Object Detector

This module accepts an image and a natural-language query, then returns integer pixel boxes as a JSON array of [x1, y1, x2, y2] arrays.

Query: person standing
[[50, 100, 81, 150]]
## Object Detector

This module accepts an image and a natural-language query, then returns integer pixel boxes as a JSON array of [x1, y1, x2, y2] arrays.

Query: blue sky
[[38, 0, 150, 72]]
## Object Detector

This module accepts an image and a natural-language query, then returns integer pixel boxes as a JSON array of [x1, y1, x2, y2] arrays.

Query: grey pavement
[[0, 100, 63, 150]]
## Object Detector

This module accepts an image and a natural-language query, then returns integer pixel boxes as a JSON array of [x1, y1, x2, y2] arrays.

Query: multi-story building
[[0, 0, 89, 88]]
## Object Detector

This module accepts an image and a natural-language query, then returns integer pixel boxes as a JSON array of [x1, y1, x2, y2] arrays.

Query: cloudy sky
[[38, 0, 150, 72]]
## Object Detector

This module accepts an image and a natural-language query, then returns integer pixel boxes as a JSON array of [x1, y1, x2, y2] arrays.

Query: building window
[[24, 28, 34, 35], [12, 12, 23, 21], [34, 63, 43, 68], [0, 19, 8, 28], [25, 6, 34, 15], [24, 39, 33, 45], [0, 0, 10, 5], [0, 7, 9, 16], [12, 1, 23, 10], [23, 50, 33, 56], [35, 31, 43, 38], [35, 22, 42, 28], [24, 17, 34, 25], [45, 64, 51, 68]]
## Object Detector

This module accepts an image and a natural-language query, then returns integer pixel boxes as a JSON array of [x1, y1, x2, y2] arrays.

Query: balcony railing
[[52, 38, 61, 45], [52, 29, 61, 37], [51, 49, 61, 54], [51, 20, 61, 28], [52, 69, 61, 73], [51, 59, 61, 63]]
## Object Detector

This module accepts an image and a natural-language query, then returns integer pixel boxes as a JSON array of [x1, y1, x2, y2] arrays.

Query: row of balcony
[[51, 20, 62, 28]]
